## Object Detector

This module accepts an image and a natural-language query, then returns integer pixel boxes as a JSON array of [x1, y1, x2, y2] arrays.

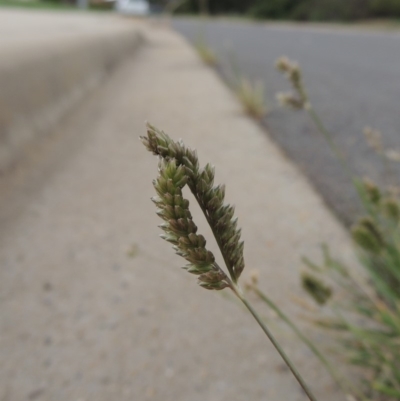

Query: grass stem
[[232, 284, 319, 401], [307, 106, 352, 180], [250, 285, 369, 401]]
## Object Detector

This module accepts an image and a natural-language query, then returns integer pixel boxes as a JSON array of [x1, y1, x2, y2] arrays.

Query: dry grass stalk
[[235, 77, 266, 119], [195, 41, 217, 66]]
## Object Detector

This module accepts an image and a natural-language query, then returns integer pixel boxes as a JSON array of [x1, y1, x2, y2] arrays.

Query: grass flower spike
[[152, 158, 230, 290], [276, 55, 350, 176], [141, 123, 245, 284], [275, 56, 309, 110]]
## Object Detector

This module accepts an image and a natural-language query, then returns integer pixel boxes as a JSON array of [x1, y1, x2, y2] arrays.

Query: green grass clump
[[275, 55, 400, 401]]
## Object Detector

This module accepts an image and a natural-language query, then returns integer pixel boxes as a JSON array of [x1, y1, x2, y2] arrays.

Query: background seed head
[[301, 272, 332, 306], [382, 197, 400, 222], [351, 217, 383, 254], [362, 178, 381, 206], [276, 56, 308, 109]]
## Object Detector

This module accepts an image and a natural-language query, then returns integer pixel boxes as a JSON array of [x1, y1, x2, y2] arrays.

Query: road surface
[[173, 18, 400, 225]]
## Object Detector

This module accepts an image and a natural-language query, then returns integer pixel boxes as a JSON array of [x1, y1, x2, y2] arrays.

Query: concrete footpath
[[0, 9, 142, 171], [0, 17, 358, 401]]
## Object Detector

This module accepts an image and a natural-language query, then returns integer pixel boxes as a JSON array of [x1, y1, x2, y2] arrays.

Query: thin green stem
[[306, 105, 375, 217], [250, 285, 369, 401], [252, 287, 340, 381], [307, 106, 352, 180], [231, 284, 319, 401]]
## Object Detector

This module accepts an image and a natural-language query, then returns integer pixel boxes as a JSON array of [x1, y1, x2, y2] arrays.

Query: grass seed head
[[381, 197, 400, 222], [275, 56, 308, 110], [276, 92, 305, 110], [301, 272, 332, 306], [362, 178, 381, 206], [385, 149, 400, 162], [141, 123, 245, 287], [351, 217, 384, 254], [363, 126, 383, 154]]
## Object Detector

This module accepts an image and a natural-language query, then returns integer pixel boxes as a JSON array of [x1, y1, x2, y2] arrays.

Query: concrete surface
[[173, 17, 400, 226], [0, 20, 361, 401], [0, 9, 143, 171]]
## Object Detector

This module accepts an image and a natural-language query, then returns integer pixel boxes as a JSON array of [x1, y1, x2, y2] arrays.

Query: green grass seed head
[[141, 123, 245, 288], [351, 217, 384, 254], [301, 272, 332, 306], [382, 197, 400, 222]]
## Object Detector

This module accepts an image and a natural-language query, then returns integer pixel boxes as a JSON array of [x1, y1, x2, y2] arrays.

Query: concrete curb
[[0, 22, 143, 171]]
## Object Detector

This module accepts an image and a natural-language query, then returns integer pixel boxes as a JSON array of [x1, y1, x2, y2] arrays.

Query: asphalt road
[[173, 18, 400, 226]]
